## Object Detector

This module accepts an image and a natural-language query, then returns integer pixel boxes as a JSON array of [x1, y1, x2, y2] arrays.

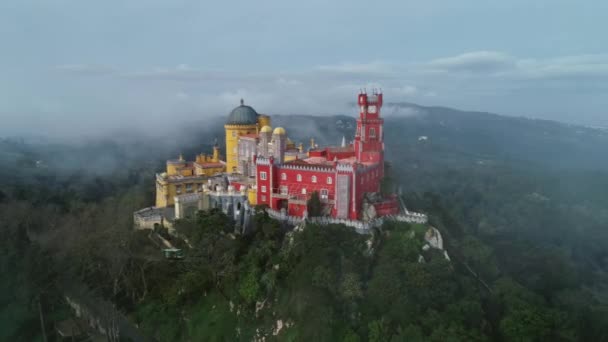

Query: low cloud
[[424, 51, 608, 81], [18, 50, 608, 139], [425, 51, 515, 73], [54, 64, 116, 76], [514, 54, 608, 80], [315, 61, 392, 74]]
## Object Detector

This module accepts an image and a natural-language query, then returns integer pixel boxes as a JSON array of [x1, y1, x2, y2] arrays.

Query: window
[[260, 171, 267, 180], [280, 186, 288, 195], [327, 177, 332, 184], [176, 185, 182, 194], [311, 175, 317, 183], [297, 174, 302, 182], [320, 189, 329, 200], [185, 183, 193, 192], [370, 127, 376, 138], [301, 188, 307, 195], [261, 185, 267, 193], [281, 173, 287, 180], [232, 131, 237, 137], [261, 195, 267, 201]]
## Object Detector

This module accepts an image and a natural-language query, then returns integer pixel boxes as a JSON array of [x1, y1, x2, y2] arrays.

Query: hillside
[[2, 104, 608, 340]]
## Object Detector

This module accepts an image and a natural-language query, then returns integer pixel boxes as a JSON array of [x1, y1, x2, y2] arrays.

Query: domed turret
[[226, 99, 258, 125], [273, 127, 286, 135], [260, 125, 273, 133]]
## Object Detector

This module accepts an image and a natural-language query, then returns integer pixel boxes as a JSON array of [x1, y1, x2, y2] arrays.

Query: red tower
[[354, 91, 385, 167]]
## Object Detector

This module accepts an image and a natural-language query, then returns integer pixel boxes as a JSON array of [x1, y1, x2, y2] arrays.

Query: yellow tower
[[225, 99, 259, 173], [257, 114, 271, 131]]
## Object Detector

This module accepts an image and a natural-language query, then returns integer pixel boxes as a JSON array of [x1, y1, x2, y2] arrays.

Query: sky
[[1, 0, 608, 138]]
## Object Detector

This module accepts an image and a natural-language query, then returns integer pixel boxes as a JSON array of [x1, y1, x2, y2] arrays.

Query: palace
[[137, 91, 402, 230]]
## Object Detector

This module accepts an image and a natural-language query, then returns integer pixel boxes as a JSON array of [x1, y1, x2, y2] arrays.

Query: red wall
[[325, 148, 355, 161], [256, 163, 272, 206], [275, 167, 335, 202], [353, 164, 383, 219], [373, 195, 400, 216]]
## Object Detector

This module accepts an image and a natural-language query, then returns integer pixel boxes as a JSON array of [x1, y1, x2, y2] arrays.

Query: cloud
[[423, 51, 608, 81], [35, 50, 608, 139], [425, 51, 515, 73], [122, 65, 227, 82], [514, 54, 608, 80], [315, 61, 394, 75], [54, 64, 116, 76]]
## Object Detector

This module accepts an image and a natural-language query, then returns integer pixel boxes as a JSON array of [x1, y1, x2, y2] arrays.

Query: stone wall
[[265, 208, 428, 235]]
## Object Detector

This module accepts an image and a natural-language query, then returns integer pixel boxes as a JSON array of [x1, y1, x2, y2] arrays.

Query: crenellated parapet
[[280, 164, 334, 173], [336, 163, 354, 173]]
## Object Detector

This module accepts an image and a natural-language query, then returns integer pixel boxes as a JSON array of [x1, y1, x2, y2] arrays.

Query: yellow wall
[[194, 165, 225, 177], [167, 161, 186, 176], [156, 181, 169, 207], [155, 179, 208, 208], [225, 124, 257, 173], [284, 154, 297, 162], [248, 188, 258, 206]]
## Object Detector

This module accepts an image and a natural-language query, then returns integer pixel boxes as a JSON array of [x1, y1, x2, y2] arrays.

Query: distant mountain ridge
[[273, 102, 608, 171]]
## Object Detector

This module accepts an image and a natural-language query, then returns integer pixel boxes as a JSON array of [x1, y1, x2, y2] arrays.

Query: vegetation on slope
[[2, 108, 608, 340]]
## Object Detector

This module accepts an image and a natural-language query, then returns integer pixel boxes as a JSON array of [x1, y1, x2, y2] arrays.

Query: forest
[[2, 108, 608, 341]]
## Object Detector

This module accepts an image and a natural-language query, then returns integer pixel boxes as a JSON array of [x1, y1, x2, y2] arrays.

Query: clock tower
[[354, 90, 384, 165]]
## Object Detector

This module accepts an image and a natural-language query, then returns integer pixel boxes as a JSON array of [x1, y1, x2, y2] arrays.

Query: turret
[[272, 127, 287, 164], [212, 140, 220, 162], [354, 90, 385, 164], [259, 125, 272, 157]]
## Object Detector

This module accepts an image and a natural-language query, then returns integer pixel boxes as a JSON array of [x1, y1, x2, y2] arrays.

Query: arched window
[[327, 177, 332, 184], [301, 188, 307, 194], [311, 175, 317, 183], [370, 127, 376, 138], [297, 174, 302, 182], [281, 173, 287, 180], [320, 189, 329, 200]]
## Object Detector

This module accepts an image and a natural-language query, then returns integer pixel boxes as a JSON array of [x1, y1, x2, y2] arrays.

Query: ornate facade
[[149, 91, 399, 224]]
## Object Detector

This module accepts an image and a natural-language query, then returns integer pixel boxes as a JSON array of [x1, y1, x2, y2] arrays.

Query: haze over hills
[[4, 101, 608, 177], [275, 102, 608, 171]]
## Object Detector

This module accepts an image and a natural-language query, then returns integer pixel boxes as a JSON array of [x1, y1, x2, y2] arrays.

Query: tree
[[368, 318, 391, 342], [307, 191, 323, 217]]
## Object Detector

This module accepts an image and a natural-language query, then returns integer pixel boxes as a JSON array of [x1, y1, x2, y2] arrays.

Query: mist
[[3, 0, 608, 139]]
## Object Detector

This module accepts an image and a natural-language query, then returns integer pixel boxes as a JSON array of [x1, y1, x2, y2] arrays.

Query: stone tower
[[271, 127, 287, 164]]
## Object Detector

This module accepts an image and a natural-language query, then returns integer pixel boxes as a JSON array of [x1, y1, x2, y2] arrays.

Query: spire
[[240, 98, 244, 106], [178, 153, 184, 161], [341, 136, 346, 147]]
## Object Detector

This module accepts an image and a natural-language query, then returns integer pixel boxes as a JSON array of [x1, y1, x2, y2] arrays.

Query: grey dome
[[226, 99, 258, 125]]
